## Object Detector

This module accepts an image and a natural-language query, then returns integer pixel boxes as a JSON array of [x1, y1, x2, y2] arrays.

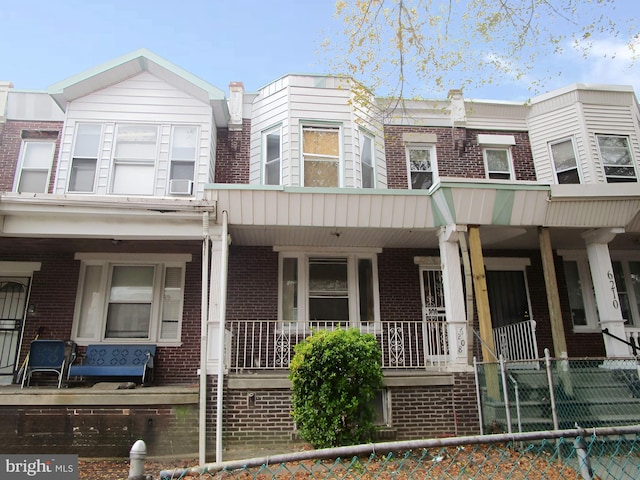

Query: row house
[[0, 50, 639, 459]]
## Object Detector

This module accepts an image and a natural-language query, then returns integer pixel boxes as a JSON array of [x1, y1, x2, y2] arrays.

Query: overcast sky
[[2, 0, 638, 101]]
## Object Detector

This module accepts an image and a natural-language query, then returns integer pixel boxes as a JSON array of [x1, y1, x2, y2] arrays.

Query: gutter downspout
[[199, 212, 211, 465], [216, 210, 229, 463]]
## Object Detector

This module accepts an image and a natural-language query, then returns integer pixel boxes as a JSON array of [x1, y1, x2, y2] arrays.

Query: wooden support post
[[539, 227, 568, 357], [468, 226, 500, 401]]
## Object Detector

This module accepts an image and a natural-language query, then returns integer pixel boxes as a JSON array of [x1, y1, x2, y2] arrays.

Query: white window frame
[[168, 125, 199, 195], [277, 249, 381, 329], [596, 134, 638, 183], [71, 253, 191, 346], [406, 144, 437, 190], [301, 124, 342, 188], [359, 130, 375, 188], [68, 123, 102, 193], [110, 124, 159, 195], [14, 140, 55, 193], [262, 125, 282, 185], [549, 137, 581, 184], [611, 257, 640, 327], [483, 147, 514, 180], [558, 251, 600, 332]]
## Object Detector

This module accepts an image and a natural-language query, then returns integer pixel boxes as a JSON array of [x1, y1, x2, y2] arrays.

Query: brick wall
[[0, 120, 63, 192], [384, 125, 536, 189], [0, 239, 203, 385], [0, 404, 198, 456], [215, 119, 251, 184]]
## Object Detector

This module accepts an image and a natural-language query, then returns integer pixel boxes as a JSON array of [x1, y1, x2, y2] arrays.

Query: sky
[[2, 0, 639, 102]]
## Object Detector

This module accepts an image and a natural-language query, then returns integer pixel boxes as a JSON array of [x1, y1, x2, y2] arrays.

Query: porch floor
[[0, 383, 198, 406]]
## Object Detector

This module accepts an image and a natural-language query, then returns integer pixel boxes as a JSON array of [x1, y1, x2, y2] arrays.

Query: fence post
[[574, 426, 594, 480], [544, 348, 559, 430], [129, 439, 149, 480], [499, 355, 512, 434]]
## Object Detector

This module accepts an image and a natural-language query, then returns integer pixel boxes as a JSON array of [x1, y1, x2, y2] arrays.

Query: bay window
[[597, 135, 637, 183], [69, 123, 101, 192], [302, 125, 341, 187], [360, 132, 375, 188], [549, 138, 580, 184], [263, 126, 282, 185]]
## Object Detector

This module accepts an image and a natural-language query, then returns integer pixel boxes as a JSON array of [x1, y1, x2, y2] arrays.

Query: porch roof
[[207, 181, 640, 250]]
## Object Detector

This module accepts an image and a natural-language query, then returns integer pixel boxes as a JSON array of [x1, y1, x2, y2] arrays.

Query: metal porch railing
[[492, 319, 538, 361], [226, 320, 449, 373]]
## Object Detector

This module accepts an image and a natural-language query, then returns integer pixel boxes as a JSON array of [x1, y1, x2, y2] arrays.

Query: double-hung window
[[111, 125, 158, 195], [69, 123, 101, 192], [407, 146, 436, 190], [168, 126, 198, 195], [549, 138, 580, 184], [597, 134, 637, 183], [73, 253, 189, 344], [263, 126, 282, 185], [483, 147, 513, 180], [360, 132, 375, 188], [302, 125, 340, 187], [280, 252, 379, 327], [15, 141, 55, 193]]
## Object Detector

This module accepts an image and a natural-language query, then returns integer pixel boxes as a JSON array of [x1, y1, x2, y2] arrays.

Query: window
[[302, 126, 340, 187], [597, 135, 637, 183], [279, 252, 379, 326], [73, 253, 189, 344], [550, 138, 580, 184], [407, 146, 436, 189], [360, 132, 375, 188], [168, 126, 197, 195], [68, 123, 101, 192], [263, 127, 281, 185], [111, 125, 158, 195], [483, 148, 513, 180], [560, 256, 601, 331], [612, 260, 640, 326], [15, 141, 55, 193]]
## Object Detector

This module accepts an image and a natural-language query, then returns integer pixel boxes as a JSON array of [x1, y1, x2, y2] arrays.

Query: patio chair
[[21, 339, 67, 388]]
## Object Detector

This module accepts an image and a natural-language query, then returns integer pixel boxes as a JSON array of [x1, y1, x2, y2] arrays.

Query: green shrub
[[289, 328, 383, 448]]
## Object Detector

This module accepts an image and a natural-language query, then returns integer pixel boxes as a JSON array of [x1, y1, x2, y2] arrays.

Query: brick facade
[[0, 120, 63, 192], [214, 120, 252, 184]]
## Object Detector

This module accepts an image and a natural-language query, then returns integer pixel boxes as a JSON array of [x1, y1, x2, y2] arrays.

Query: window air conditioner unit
[[169, 179, 194, 195]]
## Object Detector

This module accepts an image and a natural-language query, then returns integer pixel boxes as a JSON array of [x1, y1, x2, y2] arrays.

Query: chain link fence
[[475, 349, 640, 434], [158, 425, 640, 479]]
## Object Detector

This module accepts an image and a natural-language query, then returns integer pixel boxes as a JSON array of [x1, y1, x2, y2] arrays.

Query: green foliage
[[289, 328, 384, 449]]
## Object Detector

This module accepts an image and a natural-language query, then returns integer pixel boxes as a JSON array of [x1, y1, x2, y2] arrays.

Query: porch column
[[538, 227, 568, 357], [207, 232, 226, 369], [437, 225, 468, 369], [582, 228, 628, 358]]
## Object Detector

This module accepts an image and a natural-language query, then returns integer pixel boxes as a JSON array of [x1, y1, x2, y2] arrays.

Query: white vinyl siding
[[250, 75, 383, 188], [54, 72, 213, 199], [14, 141, 55, 193]]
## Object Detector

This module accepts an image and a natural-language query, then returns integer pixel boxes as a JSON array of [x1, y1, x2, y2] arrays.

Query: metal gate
[[0, 278, 29, 384]]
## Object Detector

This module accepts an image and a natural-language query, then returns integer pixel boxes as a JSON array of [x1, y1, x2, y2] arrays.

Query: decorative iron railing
[[226, 320, 449, 373]]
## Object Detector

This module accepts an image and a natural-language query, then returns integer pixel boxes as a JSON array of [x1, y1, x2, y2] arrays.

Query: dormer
[[49, 49, 230, 199], [249, 75, 386, 189], [527, 83, 640, 185]]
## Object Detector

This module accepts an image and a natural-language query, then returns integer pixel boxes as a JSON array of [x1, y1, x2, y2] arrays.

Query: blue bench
[[68, 344, 156, 385]]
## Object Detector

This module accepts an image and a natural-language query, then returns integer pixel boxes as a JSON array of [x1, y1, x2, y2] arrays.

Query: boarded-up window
[[303, 126, 340, 187]]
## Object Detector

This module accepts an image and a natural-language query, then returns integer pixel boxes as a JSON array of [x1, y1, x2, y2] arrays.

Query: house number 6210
[[607, 271, 619, 309]]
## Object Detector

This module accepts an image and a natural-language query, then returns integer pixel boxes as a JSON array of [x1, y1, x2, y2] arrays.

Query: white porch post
[[582, 228, 628, 358], [438, 224, 468, 368]]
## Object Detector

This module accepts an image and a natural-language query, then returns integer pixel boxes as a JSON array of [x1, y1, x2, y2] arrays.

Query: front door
[[419, 267, 448, 360], [0, 278, 29, 384]]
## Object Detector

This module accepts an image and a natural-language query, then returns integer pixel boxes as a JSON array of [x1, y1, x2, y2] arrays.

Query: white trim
[[262, 124, 282, 186], [406, 144, 438, 190], [477, 134, 516, 146], [0, 262, 42, 276], [273, 246, 382, 254], [359, 129, 376, 188], [300, 123, 343, 188], [75, 252, 192, 262], [13, 140, 56, 193], [483, 257, 531, 270], [548, 136, 582, 185], [482, 146, 514, 180]]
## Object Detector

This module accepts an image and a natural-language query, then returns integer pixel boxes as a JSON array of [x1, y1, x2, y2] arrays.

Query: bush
[[289, 328, 383, 448]]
